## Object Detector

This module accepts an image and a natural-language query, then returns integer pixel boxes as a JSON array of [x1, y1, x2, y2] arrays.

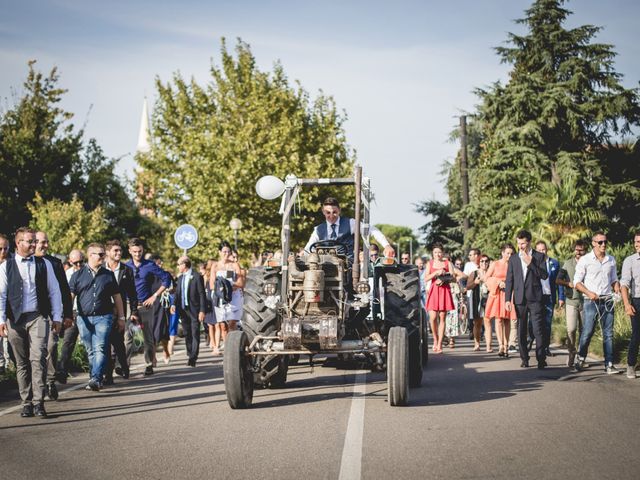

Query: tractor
[[223, 166, 427, 408]]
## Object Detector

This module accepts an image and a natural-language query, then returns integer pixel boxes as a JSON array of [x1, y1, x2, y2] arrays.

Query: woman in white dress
[[209, 241, 245, 355]]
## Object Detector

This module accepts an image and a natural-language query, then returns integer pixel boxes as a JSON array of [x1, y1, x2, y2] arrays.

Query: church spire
[[136, 97, 151, 154]]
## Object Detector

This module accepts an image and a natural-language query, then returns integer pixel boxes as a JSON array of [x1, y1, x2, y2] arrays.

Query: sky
[[1, 0, 639, 235]]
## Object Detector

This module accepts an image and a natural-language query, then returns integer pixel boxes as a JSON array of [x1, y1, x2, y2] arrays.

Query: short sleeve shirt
[[69, 266, 119, 316]]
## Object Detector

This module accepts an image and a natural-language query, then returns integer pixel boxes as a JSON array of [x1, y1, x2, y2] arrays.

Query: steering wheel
[[309, 239, 349, 257]]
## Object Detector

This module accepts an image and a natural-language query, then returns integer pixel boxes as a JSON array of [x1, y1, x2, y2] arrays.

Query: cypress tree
[[460, 0, 639, 257]]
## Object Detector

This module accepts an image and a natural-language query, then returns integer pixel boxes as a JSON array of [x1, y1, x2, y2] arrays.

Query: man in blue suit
[[535, 241, 565, 357]]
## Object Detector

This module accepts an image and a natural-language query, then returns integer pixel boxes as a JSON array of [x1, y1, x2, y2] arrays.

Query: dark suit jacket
[[44, 254, 73, 319], [113, 262, 139, 317], [504, 250, 549, 305], [175, 270, 207, 316]]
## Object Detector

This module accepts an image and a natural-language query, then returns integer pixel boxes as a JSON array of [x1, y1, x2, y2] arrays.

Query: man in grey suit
[[0, 227, 63, 418], [505, 229, 549, 369], [35, 231, 73, 401]]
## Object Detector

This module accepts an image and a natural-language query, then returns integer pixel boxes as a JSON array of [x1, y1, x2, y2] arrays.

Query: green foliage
[[69, 139, 164, 244], [28, 193, 107, 255], [0, 61, 157, 246], [0, 61, 82, 233], [56, 338, 90, 372], [137, 39, 355, 264], [414, 200, 463, 257], [374, 224, 417, 247], [437, 0, 640, 259]]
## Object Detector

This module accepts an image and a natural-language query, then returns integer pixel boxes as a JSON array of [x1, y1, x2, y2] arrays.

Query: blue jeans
[[77, 314, 113, 382], [627, 298, 640, 367], [578, 299, 614, 365]]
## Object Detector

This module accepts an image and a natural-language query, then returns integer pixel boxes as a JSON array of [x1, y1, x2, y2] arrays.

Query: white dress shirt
[[540, 258, 552, 295], [304, 216, 390, 252], [106, 262, 121, 284], [620, 253, 640, 298], [0, 254, 63, 324], [519, 249, 532, 282], [573, 251, 618, 296]]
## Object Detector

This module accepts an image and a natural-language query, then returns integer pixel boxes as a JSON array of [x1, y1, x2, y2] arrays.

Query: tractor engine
[[283, 252, 346, 350]]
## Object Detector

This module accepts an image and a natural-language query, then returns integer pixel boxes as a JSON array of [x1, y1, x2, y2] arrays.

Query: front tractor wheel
[[387, 326, 409, 406], [223, 331, 254, 409]]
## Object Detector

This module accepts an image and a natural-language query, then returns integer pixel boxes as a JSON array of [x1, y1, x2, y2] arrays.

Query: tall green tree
[[458, 0, 640, 258], [137, 39, 355, 262], [0, 61, 82, 233], [0, 61, 160, 244]]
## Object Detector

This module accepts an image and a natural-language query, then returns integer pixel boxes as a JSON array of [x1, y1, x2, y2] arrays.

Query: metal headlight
[[263, 282, 278, 296], [356, 281, 371, 294]]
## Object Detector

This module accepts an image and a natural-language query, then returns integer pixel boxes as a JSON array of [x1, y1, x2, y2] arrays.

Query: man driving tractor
[[304, 197, 395, 262]]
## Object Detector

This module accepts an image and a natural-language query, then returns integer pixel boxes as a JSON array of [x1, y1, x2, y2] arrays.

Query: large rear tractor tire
[[223, 331, 254, 409], [384, 265, 423, 387], [387, 326, 409, 406], [242, 267, 287, 387]]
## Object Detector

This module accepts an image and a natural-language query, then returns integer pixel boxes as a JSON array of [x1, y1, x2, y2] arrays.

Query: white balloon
[[255, 175, 285, 200]]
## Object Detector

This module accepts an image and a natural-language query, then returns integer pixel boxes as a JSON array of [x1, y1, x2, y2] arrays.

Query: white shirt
[[573, 251, 618, 296], [304, 216, 390, 253], [106, 262, 121, 284], [519, 249, 533, 282], [66, 267, 80, 312], [0, 254, 63, 324], [540, 258, 552, 295], [620, 253, 640, 298], [463, 261, 478, 320], [180, 269, 193, 307]]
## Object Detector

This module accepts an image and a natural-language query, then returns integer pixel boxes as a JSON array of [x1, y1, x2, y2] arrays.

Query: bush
[[57, 337, 90, 372]]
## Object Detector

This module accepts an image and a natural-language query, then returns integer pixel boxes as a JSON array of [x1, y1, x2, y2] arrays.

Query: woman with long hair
[[424, 243, 455, 353], [209, 241, 245, 355], [467, 254, 491, 351], [444, 259, 468, 348], [203, 259, 217, 351], [484, 244, 516, 357]]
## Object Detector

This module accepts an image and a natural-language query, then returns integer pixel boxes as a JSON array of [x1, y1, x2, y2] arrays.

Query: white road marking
[[338, 371, 367, 480]]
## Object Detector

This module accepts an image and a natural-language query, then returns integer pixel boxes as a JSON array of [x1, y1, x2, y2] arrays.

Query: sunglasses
[[91, 252, 106, 257], [72, 260, 84, 266], [595, 240, 607, 245]]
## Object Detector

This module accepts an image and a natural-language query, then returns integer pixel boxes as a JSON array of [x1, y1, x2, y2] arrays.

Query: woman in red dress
[[484, 243, 516, 357], [424, 243, 455, 353]]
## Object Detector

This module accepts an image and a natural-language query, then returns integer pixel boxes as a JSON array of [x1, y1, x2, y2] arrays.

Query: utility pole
[[459, 116, 471, 243]]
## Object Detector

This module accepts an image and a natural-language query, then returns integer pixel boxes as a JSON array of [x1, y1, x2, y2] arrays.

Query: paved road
[[1, 337, 639, 480]]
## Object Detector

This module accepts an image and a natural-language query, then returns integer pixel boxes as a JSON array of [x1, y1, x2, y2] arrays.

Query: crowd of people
[[0, 228, 247, 418], [1, 220, 638, 419], [402, 229, 640, 379]]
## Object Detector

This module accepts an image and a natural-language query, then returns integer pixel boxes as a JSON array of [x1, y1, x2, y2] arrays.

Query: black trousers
[[516, 301, 546, 363], [180, 310, 200, 362], [105, 324, 128, 379], [57, 321, 79, 377]]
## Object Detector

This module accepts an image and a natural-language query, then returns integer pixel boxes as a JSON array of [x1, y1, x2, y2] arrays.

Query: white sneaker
[[627, 366, 637, 379], [605, 364, 622, 375]]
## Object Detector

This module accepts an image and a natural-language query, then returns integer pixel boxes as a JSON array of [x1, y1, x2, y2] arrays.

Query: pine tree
[[459, 0, 639, 257]]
